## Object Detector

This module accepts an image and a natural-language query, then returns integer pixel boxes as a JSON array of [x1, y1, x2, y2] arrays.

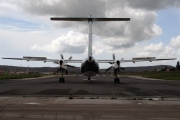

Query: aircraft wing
[[45, 59, 82, 64], [120, 58, 177, 63], [64, 60, 82, 63], [2, 56, 48, 61], [2, 56, 82, 64], [97, 60, 114, 63], [2, 57, 27, 60], [97, 57, 176, 63], [120, 57, 177, 63]]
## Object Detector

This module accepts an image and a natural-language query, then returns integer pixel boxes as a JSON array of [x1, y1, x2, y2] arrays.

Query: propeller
[[57, 54, 77, 75], [106, 54, 125, 74], [105, 66, 113, 72]]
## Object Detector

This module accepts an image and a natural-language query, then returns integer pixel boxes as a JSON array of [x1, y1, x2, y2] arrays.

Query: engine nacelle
[[59, 60, 65, 69], [113, 60, 120, 70]]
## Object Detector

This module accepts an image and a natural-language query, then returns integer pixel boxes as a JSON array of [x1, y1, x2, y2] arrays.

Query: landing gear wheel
[[114, 78, 120, 84], [117, 78, 120, 84], [59, 78, 65, 83], [88, 77, 91, 82]]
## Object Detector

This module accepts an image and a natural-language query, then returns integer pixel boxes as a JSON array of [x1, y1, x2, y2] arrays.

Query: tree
[[176, 61, 180, 70]]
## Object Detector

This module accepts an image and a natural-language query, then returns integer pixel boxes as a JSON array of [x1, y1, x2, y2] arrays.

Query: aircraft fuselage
[[80, 58, 99, 78]]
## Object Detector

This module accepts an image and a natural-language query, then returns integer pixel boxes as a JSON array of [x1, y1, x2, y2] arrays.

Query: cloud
[[164, 46, 176, 57], [1, 0, 179, 68], [170, 35, 180, 48], [124, 0, 180, 10], [16, 0, 180, 16], [92, 6, 162, 50], [138, 39, 179, 59], [16, 0, 106, 17], [31, 31, 87, 54], [11, 0, 166, 52], [137, 52, 151, 57], [144, 42, 164, 52], [2, 0, 180, 58], [0, 0, 19, 15]]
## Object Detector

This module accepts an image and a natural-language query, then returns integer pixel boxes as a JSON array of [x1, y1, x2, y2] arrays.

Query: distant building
[[166, 69, 170, 72]]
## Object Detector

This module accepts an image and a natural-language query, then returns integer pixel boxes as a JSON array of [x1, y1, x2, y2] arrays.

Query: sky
[[0, 0, 180, 68]]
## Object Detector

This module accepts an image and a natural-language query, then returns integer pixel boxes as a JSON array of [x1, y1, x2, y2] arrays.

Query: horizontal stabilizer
[[51, 17, 130, 21]]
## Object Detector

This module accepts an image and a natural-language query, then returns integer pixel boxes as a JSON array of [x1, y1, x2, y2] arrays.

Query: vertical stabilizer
[[88, 20, 93, 58]]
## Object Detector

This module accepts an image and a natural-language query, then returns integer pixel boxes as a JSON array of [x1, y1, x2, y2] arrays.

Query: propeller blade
[[60, 54, 64, 60], [69, 56, 72, 60], [65, 64, 78, 68], [108, 62, 114, 64], [105, 66, 113, 72], [53, 61, 59, 64], [113, 54, 115, 60]]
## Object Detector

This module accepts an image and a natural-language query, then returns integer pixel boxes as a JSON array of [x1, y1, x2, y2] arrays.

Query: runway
[[0, 75, 180, 98], [0, 75, 180, 119]]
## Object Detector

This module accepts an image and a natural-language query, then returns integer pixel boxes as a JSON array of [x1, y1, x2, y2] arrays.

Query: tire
[[117, 78, 120, 84], [62, 78, 65, 83], [114, 78, 117, 84], [114, 78, 120, 84], [59, 78, 62, 83]]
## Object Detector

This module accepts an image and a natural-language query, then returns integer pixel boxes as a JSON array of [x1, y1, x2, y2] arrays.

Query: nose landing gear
[[88, 77, 91, 82]]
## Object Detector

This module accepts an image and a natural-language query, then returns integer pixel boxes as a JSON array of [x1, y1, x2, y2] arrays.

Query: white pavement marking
[[126, 76, 173, 81], [1, 97, 180, 105], [24, 102, 40, 105]]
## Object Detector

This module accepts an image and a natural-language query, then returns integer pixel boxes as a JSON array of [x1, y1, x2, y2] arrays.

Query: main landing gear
[[59, 78, 65, 83], [114, 78, 120, 84], [114, 70, 120, 84], [59, 69, 65, 83]]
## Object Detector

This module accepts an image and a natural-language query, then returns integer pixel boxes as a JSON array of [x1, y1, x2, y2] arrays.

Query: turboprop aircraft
[[2, 15, 176, 84]]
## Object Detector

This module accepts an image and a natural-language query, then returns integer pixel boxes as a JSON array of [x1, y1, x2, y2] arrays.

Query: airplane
[[2, 15, 176, 84]]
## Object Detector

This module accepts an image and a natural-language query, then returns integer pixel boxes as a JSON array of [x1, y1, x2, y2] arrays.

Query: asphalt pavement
[[0, 75, 180, 120], [0, 75, 180, 98]]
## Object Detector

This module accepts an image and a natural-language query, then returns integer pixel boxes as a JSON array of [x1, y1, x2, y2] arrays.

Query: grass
[[123, 71, 180, 80], [0, 73, 42, 80]]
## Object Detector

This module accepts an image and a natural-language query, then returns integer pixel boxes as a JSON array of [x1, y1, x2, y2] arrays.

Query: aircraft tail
[[50, 15, 130, 60], [88, 20, 93, 59]]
